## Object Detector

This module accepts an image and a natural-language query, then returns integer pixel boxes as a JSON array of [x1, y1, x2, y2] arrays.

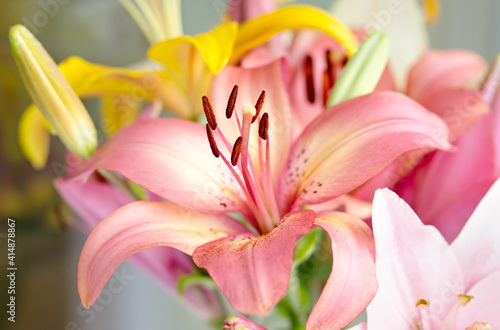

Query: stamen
[[325, 50, 335, 82], [231, 136, 242, 166], [253, 90, 266, 123], [205, 124, 220, 158], [226, 85, 238, 119], [304, 56, 315, 103], [322, 69, 331, 107], [259, 113, 269, 140], [202, 95, 217, 130]]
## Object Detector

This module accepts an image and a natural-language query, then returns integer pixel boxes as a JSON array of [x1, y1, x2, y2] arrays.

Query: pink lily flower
[[74, 60, 452, 328], [385, 51, 498, 242], [353, 178, 500, 329], [55, 176, 224, 321]]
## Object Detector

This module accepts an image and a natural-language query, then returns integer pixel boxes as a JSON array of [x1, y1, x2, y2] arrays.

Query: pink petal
[[367, 189, 464, 328], [307, 212, 377, 330], [73, 118, 245, 213], [419, 88, 488, 141], [280, 91, 452, 210], [395, 115, 496, 242], [55, 177, 222, 318], [407, 50, 487, 102], [451, 177, 500, 291], [54, 177, 132, 231], [78, 201, 247, 307], [223, 316, 268, 330], [193, 209, 316, 315], [210, 60, 292, 184], [455, 270, 500, 329]]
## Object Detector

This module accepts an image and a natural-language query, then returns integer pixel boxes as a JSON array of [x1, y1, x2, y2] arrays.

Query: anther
[[226, 85, 238, 119], [253, 90, 266, 123], [231, 136, 242, 166], [304, 56, 315, 103], [259, 113, 269, 140], [202, 95, 217, 130], [206, 124, 220, 158], [323, 69, 331, 107], [325, 50, 335, 83]]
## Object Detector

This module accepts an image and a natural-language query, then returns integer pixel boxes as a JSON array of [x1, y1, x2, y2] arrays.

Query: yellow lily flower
[[10, 25, 97, 162], [17, 3, 357, 169]]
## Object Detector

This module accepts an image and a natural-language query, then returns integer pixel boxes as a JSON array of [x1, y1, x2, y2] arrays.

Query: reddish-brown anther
[[259, 113, 269, 140], [231, 136, 242, 166], [206, 124, 220, 158], [304, 56, 315, 103], [253, 90, 266, 123], [202, 95, 217, 130], [226, 85, 238, 119]]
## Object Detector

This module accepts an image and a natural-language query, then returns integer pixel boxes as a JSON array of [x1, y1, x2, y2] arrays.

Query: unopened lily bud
[[10, 25, 97, 158], [327, 31, 390, 107]]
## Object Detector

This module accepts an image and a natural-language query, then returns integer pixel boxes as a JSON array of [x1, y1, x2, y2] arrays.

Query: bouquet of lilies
[[10, 0, 499, 329]]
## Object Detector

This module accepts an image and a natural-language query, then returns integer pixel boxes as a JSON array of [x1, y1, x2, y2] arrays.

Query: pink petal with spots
[[72, 118, 245, 213], [280, 91, 452, 210], [193, 209, 316, 315]]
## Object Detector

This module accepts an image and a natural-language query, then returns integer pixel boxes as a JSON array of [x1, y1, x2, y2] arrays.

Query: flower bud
[[327, 32, 390, 107], [10, 25, 97, 157]]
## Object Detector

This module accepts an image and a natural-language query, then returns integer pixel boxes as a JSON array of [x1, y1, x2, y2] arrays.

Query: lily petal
[[368, 189, 464, 328], [193, 209, 316, 315], [73, 118, 245, 213], [452, 177, 500, 290], [281, 91, 452, 210], [54, 177, 132, 231], [18, 105, 50, 169], [210, 60, 292, 183], [233, 6, 358, 60], [307, 212, 376, 330], [59, 56, 155, 98], [148, 22, 238, 75], [395, 115, 496, 242], [78, 201, 246, 307], [420, 88, 488, 141], [407, 50, 487, 102], [455, 270, 500, 329]]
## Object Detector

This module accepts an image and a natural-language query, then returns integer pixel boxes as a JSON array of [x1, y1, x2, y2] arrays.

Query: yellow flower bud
[[10, 25, 97, 158]]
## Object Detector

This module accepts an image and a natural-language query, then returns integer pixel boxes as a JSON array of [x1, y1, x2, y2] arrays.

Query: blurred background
[[0, 0, 498, 329]]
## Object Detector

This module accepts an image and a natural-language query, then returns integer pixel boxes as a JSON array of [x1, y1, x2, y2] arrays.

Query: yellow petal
[[18, 105, 50, 169], [233, 5, 358, 59], [148, 22, 238, 74], [100, 95, 141, 136], [59, 56, 156, 99], [422, 0, 441, 24]]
